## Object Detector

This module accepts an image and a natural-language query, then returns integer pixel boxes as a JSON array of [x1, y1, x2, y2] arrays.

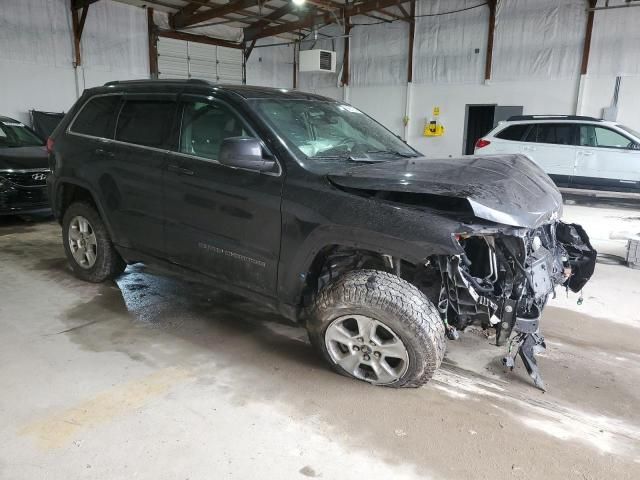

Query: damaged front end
[[436, 221, 597, 391]]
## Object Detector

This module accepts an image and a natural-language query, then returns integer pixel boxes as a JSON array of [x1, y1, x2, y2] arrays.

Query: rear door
[[520, 122, 578, 186], [107, 94, 177, 256], [163, 95, 283, 296], [575, 124, 640, 191]]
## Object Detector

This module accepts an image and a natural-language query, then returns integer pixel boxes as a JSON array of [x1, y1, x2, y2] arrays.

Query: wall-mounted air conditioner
[[299, 49, 336, 73]]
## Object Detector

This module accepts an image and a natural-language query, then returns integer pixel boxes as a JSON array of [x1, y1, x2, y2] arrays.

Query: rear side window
[[71, 95, 121, 138], [495, 124, 529, 141], [524, 123, 577, 146], [579, 125, 633, 149], [115, 99, 176, 148]]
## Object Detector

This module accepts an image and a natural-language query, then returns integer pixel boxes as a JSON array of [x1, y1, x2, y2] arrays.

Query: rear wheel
[[62, 202, 126, 282], [307, 270, 446, 388]]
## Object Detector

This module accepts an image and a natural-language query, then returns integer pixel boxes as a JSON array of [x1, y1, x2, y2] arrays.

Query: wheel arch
[[55, 179, 117, 241], [278, 225, 450, 309]]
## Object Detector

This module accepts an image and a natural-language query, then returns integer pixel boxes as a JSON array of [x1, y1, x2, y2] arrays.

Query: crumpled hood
[[328, 154, 563, 228], [0, 146, 48, 170]]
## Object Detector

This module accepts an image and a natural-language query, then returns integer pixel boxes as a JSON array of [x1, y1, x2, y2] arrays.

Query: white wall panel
[[589, 0, 640, 76], [493, 0, 586, 80], [0, 0, 149, 124], [246, 40, 294, 89], [350, 19, 409, 87], [414, 0, 488, 84]]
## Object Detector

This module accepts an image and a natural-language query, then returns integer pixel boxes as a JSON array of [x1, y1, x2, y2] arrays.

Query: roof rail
[[103, 79, 213, 87], [507, 115, 603, 122]]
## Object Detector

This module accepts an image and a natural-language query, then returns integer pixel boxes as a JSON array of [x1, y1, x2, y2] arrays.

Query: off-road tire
[[62, 201, 126, 283], [307, 269, 446, 388]]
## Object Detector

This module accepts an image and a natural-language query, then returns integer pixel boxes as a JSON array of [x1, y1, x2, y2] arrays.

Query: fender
[[277, 223, 460, 306], [51, 175, 121, 245]]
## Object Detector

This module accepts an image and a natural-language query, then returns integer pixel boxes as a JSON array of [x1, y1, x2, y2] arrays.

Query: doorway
[[463, 105, 524, 155]]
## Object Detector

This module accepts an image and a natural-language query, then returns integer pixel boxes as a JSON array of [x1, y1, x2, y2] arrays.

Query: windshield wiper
[[366, 150, 417, 158], [313, 154, 384, 162]]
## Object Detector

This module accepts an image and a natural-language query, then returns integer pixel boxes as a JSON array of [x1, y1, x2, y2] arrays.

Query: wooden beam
[[581, 0, 597, 75], [484, 0, 496, 80], [396, 3, 409, 18], [148, 8, 159, 78], [244, 38, 257, 61], [342, 16, 351, 86], [172, 1, 211, 28], [71, 0, 90, 66], [71, 0, 99, 10], [244, 3, 306, 42], [255, 0, 411, 39], [173, 0, 259, 28], [157, 30, 243, 49], [407, 0, 415, 82]]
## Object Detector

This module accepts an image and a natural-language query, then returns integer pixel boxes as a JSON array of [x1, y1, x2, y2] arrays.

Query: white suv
[[475, 115, 640, 192]]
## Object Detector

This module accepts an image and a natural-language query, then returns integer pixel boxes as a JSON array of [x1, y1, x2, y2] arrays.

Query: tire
[[62, 201, 126, 283], [307, 269, 446, 388]]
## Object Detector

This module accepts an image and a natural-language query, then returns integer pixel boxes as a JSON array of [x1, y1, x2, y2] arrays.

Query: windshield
[[251, 99, 419, 161], [617, 124, 640, 140], [0, 120, 44, 148]]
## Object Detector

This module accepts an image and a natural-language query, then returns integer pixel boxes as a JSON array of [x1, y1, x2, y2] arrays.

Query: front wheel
[[62, 201, 126, 283], [306, 270, 446, 388]]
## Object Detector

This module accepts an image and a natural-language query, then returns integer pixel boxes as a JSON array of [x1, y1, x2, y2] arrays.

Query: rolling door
[[157, 37, 243, 84]]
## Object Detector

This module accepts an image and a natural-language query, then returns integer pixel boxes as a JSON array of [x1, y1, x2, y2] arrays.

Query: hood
[[0, 146, 48, 170], [328, 154, 563, 229]]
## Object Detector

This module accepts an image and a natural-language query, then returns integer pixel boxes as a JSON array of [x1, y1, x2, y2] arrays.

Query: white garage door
[[157, 37, 243, 84]]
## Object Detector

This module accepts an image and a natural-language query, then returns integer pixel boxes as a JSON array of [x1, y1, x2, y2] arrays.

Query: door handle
[[523, 145, 536, 151], [580, 151, 594, 156], [95, 148, 114, 158], [167, 164, 194, 176]]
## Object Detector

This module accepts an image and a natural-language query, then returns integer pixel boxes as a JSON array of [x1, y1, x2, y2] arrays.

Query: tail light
[[475, 138, 491, 149], [46, 137, 55, 154]]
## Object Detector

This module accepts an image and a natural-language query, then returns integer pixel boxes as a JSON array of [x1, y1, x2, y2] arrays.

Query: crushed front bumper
[[437, 221, 597, 390]]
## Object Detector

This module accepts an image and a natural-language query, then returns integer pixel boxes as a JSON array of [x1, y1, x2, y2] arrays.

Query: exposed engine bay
[[436, 221, 597, 390]]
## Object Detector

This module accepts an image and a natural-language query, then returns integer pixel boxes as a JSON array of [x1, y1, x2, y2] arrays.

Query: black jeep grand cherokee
[[48, 80, 596, 390]]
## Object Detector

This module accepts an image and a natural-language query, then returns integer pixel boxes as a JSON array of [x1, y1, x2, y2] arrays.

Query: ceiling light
[[292, 0, 306, 5]]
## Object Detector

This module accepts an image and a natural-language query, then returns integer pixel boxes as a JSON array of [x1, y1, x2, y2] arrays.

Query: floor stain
[[19, 367, 193, 450]]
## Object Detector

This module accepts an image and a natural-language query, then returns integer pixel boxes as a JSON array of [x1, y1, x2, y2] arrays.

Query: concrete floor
[[1, 199, 640, 480]]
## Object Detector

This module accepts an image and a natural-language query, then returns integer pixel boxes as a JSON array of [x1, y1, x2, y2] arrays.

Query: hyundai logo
[[32, 173, 47, 181]]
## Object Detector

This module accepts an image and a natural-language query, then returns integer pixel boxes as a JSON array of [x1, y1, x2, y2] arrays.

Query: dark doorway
[[464, 105, 523, 155], [464, 105, 495, 155]]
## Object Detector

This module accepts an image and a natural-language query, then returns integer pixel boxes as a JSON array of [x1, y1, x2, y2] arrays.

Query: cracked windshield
[[253, 99, 419, 161]]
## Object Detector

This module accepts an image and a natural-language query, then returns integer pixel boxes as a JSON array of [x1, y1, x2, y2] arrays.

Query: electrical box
[[299, 49, 336, 73]]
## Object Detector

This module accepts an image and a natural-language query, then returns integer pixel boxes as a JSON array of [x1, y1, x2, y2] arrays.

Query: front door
[[521, 122, 577, 186], [163, 95, 283, 296], [575, 124, 640, 191]]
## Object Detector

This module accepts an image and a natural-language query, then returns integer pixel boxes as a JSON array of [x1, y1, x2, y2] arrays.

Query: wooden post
[[407, 0, 416, 83], [581, 0, 597, 75], [293, 42, 298, 89], [71, 1, 89, 67], [342, 17, 351, 86], [147, 8, 159, 78], [484, 0, 497, 81]]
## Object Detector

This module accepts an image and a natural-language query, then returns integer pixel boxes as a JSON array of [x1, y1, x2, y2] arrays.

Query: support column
[[484, 0, 497, 82], [576, 0, 597, 114], [341, 17, 351, 87], [147, 8, 159, 78]]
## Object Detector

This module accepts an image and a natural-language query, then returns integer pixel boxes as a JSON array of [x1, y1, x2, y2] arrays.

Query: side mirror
[[219, 137, 276, 173]]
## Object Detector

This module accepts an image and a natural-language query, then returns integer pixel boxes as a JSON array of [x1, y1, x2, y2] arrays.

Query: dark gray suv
[[47, 80, 596, 390]]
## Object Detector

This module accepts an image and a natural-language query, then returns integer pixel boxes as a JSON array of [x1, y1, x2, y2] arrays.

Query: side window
[[579, 125, 632, 149], [495, 124, 529, 141], [71, 95, 121, 138], [115, 99, 175, 148], [526, 123, 576, 146], [179, 101, 251, 161]]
